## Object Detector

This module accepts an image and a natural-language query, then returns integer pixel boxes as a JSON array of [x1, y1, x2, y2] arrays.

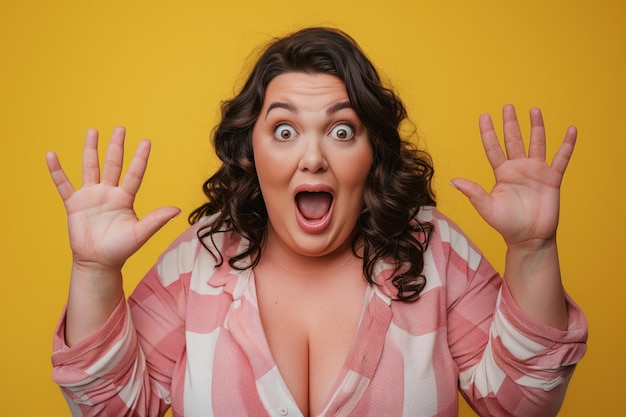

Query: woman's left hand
[[451, 104, 577, 249]]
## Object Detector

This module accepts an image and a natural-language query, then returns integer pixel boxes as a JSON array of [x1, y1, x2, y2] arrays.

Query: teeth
[[296, 192, 332, 220]]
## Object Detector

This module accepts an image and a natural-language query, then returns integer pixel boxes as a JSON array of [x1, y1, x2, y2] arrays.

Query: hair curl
[[189, 27, 436, 302]]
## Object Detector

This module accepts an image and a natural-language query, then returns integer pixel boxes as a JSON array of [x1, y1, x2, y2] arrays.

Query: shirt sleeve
[[52, 294, 170, 416], [435, 210, 588, 417], [462, 284, 587, 416], [51, 233, 194, 416]]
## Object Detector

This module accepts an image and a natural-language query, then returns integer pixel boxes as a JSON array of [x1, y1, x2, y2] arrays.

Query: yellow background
[[1, 0, 623, 415]]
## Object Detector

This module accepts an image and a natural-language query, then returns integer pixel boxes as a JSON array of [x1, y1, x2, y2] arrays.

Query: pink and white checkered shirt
[[52, 207, 587, 416]]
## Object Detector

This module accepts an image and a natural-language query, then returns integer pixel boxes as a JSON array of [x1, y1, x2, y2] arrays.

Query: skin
[[251, 73, 373, 414], [46, 75, 576, 414], [251, 72, 373, 260], [46, 129, 181, 345], [451, 105, 577, 330]]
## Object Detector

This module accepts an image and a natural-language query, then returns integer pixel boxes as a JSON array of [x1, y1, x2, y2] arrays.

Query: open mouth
[[295, 191, 333, 222]]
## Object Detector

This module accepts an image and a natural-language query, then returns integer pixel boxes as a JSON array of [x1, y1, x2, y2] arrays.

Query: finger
[[528, 108, 546, 161], [134, 206, 182, 246], [82, 129, 100, 186], [450, 178, 493, 218], [121, 139, 151, 197], [502, 104, 526, 159], [101, 126, 126, 186], [551, 126, 577, 175], [46, 151, 76, 201], [479, 113, 507, 170]]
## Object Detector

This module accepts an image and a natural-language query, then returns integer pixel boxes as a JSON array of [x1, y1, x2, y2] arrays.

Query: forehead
[[262, 72, 349, 108]]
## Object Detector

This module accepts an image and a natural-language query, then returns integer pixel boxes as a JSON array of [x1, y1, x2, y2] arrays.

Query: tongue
[[296, 192, 332, 220]]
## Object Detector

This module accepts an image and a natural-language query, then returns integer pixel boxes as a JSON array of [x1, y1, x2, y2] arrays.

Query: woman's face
[[252, 72, 373, 258]]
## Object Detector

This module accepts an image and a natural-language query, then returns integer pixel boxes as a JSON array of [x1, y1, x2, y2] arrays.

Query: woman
[[48, 27, 587, 416]]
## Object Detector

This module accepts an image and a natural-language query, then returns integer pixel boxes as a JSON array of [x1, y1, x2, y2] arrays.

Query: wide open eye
[[330, 124, 354, 141], [274, 124, 297, 141]]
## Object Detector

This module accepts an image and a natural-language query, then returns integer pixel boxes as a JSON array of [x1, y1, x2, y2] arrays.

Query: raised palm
[[451, 105, 577, 247], [46, 127, 180, 271]]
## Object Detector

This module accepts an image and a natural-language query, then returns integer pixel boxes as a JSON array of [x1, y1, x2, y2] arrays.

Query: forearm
[[503, 238, 568, 330], [65, 262, 124, 346]]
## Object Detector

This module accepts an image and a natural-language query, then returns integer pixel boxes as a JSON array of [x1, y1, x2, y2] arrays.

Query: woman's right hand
[[47, 127, 181, 272], [47, 127, 180, 345]]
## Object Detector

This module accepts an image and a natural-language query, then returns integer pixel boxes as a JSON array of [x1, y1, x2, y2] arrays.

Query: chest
[[171, 272, 459, 417], [254, 264, 368, 416]]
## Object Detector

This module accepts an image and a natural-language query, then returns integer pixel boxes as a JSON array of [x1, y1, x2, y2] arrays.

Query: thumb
[[450, 178, 492, 218], [135, 206, 182, 245]]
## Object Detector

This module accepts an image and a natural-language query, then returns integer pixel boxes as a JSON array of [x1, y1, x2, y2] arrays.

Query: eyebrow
[[264, 100, 353, 120], [326, 101, 352, 115], [265, 102, 297, 119]]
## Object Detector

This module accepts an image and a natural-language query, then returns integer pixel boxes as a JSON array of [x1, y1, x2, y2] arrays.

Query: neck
[[257, 231, 363, 282]]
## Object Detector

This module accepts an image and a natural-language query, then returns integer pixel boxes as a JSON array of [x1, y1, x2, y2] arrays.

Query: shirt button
[[279, 406, 288, 415]]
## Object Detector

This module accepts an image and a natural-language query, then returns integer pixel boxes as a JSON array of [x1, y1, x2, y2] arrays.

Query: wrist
[[505, 236, 557, 254], [70, 261, 124, 302], [71, 257, 124, 276]]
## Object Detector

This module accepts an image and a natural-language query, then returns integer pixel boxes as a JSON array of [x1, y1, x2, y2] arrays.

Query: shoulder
[[417, 206, 470, 242], [416, 206, 483, 267], [154, 214, 247, 288], [415, 206, 500, 305], [416, 206, 498, 292]]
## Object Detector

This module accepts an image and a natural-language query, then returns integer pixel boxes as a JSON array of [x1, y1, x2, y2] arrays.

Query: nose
[[298, 136, 328, 173]]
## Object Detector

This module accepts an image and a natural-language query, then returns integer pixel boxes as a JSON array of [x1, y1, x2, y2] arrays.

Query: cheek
[[254, 148, 292, 208], [255, 161, 279, 198], [340, 148, 373, 191], [255, 145, 287, 172], [334, 154, 372, 219], [253, 134, 279, 190]]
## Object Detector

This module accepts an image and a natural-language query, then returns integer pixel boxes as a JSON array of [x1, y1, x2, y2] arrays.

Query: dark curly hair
[[189, 27, 436, 302]]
